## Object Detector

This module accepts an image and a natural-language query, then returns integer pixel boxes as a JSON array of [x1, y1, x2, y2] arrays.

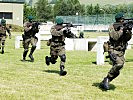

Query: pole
[[100, 9, 106, 25]]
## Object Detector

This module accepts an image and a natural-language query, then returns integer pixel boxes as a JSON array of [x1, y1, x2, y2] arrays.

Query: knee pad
[[60, 54, 66, 62], [51, 56, 58, 64]]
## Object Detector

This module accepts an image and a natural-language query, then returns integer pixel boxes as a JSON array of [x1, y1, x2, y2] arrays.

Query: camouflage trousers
[[0, 35, 6, 49], [23, 36, 38, 50], [107, 50, 125, 81], [50, 45, 66, 67]]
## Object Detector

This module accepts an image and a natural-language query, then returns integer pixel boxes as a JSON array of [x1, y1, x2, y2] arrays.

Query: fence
[[57, 13, 133, 25]]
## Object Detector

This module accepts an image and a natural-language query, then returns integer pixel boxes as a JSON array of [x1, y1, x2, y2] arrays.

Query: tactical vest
[[52, 35, 65, 42], [24, 22, 33, 37]]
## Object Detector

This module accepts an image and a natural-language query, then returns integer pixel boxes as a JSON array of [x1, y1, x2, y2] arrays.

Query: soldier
[[0, 19, 11, 54], [22, 16, 39, 62], [45, 18, 76, 76], [100, 12, 132, 90]]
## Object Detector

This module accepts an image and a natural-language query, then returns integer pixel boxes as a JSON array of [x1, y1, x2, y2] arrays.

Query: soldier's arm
[[50, 26, 63, 36], [24, 22, 32, 32], [108, 24, 123, 41]]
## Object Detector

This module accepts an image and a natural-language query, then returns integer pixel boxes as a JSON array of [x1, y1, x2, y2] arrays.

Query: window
[[0, 12, 13, 19]]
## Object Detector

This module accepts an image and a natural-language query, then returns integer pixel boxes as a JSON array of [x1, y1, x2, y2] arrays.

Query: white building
[[0, 0, 24, 26]]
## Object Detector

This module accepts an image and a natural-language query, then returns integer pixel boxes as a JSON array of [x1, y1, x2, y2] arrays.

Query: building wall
[[0, 3, 23, 26]]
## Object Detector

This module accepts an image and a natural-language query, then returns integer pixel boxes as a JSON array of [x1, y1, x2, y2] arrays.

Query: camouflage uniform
[[22, 19, 39, 62], [107, 23, 132, 80], [100, 12, 132, 90], [45, 18, 76, 76], [0, 20, 11, 54]]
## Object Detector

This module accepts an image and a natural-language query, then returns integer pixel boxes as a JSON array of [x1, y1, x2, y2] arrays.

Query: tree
[[86, 4, 93, 15], [23, 3, 37, 22], [93, 4, 100, 15], [80, 4, 86, 16], [54, 0, 82, 16], [36, 0, 53, 21]]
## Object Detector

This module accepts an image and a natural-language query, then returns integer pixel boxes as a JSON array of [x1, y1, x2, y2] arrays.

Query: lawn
[[0, 32, 133, 99]]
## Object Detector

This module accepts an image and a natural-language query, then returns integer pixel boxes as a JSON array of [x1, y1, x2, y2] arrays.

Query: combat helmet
[[27, 15, 34, 22], [1, 19, 6, 26], [115, 12, 124, 22], [55, 18, 63, 25]]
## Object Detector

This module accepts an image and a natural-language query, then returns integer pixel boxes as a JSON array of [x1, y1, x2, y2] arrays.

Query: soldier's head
[[55, 18, 63, 25], [1, 19, 6, 26], [27, 15, 34, 22], [115, 12, 124, 23]]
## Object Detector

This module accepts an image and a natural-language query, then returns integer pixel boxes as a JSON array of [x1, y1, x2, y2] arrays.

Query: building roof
[[0, 0, 25, 4]]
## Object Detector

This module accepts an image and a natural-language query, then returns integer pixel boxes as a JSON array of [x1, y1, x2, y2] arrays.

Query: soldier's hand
[[62, 28, 67, 34], [29, 26, 32, 29]]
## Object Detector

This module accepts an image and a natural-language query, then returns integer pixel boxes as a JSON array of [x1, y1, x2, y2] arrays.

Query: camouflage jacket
[[0, 24, 11, 36], [24, 21, 39, 38], [108, 22, 132, 52], [50, 25, 65, 47]]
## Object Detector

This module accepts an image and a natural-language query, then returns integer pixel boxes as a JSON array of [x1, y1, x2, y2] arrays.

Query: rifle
[[113, 18, 133, 31], [63, 23, 82, 28], [63, 23, 82, 38], [123, 18, 133, 30], [31, 21, 41, 36]]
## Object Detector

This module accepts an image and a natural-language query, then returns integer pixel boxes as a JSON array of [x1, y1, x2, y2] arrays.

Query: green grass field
[[0, 32, 133, 99]]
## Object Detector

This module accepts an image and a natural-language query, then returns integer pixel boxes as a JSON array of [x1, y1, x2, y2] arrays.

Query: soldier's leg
[[29, 37, 38, 62], [0, 37, 2, 49], [59, 46, 67, 76], [101, 54, 124, 90], [107, 55, 124, 81], [59, 54, 67, 76], [45, 47, 58, 65], [22, 39, 30, 61], [1, 36, 6, 54]]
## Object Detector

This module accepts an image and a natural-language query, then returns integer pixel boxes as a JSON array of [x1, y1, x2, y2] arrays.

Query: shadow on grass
[[92, 61, 96, 64], [92, 60, 111, 65], [125, 59, 133, 62], [43, 70, 60, 75], [20, 59, 33, 62], [92, 82, 116, 91], [0, 51, 10, 54]]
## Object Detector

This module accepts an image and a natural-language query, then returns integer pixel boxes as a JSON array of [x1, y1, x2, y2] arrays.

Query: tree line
[[24, 0, 133, 22]]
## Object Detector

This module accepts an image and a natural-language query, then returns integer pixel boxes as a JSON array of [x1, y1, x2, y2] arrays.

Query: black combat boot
[[22, 50, 28, 61], [45, 56, 51, 65], [29, 54, 34, 62], [29, 46, 36, 62], [1, 47, 4, 54], [60, 65, 67, 76], [100, 77, 110, 90], [1, 49, 4, 54]]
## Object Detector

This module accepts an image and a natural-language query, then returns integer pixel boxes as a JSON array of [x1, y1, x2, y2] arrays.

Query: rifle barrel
[[124, 18, 133, 20]]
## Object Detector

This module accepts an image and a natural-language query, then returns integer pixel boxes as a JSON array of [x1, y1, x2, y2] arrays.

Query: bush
[[7, 24, 24, 32]]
